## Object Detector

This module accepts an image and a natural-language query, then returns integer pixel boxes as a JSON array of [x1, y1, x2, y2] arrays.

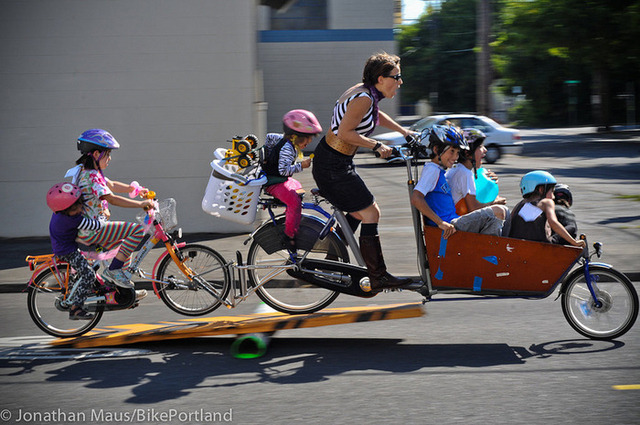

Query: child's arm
[[539, 199, 585, 248], [277, 143, 304, 176], [411, 189, 457, 239], [101, 193, 154, 210], [463, 193, 507, 212], [77, 217, 104, 231], [106, 179, 146, 195]]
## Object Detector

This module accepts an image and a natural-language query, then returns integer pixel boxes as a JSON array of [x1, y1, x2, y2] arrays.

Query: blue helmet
[[77, 128, 120, 154], [520, 170, 557, 196], [428, 124, 468, 153]]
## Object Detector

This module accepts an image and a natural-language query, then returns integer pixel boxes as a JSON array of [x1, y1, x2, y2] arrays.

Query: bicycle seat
[[259, 195, 287, 208], [260, 189, 306, 208]]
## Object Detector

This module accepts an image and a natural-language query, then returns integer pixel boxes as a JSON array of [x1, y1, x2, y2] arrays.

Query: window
[[269, 0, 327, 30]]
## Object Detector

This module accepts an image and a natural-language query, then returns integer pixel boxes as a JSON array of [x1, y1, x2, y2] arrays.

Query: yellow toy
[[224, 135, 259, 168]]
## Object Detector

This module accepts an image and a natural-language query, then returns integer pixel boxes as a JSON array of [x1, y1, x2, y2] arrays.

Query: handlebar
[[374, 134, 429, 160], [373, 146, 401, 158], [579, 234, 603, 259]]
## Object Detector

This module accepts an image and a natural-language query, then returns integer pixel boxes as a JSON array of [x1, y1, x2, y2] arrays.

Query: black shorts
[[311, 137, 374, 213]]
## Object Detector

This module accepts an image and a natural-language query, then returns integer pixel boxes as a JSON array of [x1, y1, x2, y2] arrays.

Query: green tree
[[398, 0, 481, 113], [494, 0, 640, 127]]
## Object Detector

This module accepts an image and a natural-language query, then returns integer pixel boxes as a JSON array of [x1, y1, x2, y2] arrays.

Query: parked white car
[[373, 114, 523, 163]]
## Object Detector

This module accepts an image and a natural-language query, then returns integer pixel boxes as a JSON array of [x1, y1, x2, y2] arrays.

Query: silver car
[[373, 114, 523, 163]]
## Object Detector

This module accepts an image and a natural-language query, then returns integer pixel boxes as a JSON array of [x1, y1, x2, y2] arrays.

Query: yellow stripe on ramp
[[50, 303, 425, 348]]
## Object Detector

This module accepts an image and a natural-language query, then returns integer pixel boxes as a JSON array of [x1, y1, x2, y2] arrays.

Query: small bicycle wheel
[[247, 226, 346, 314], [561, 265, 638, 340], [27, 267, 103, 338], [156, 244, 231, 316]]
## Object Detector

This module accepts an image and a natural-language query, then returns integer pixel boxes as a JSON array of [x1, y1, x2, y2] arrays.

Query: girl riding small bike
[[65, 128, 153, 289]]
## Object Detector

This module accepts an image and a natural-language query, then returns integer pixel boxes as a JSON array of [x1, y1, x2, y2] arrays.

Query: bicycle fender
[[251, 214, 344, 255], [559, 262, 613, 295]]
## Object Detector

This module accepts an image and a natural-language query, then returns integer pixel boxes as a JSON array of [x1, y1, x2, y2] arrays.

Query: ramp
[[51, 303, 425, 349]]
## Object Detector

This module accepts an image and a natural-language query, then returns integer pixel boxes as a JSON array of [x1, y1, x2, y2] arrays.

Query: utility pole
[[476, 0, 490, 116]]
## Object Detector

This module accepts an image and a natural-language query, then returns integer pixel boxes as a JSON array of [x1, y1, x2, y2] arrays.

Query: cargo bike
[[199, 134, 638, 340]]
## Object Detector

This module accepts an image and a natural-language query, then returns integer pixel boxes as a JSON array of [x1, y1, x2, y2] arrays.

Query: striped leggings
[[78, 221, 145, 260]]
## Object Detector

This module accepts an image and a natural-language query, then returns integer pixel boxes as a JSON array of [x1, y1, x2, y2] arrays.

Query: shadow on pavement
[[0, 337, 625, 404]]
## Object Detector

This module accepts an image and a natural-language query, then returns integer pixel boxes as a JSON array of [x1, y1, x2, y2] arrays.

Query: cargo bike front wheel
[[561, 265, 638, 340]]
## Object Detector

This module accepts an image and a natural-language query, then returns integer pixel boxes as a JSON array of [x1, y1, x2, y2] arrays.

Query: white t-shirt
[[414, 162, 444, 195], [445, 164, 476, 205]]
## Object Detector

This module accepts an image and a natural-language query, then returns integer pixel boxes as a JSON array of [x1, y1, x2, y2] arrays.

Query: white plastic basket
[[202, 148, 267, 224]]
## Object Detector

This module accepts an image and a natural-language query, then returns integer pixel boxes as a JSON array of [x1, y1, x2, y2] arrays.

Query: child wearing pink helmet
[[47, 182, 104, 320], [262, 109, 323, 249]]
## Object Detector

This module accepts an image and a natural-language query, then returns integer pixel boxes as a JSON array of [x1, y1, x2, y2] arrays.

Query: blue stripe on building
[[259, 29, 394, 43]]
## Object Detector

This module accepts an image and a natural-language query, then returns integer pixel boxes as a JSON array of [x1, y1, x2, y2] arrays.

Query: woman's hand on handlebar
[[376, 143, 395, 159], [403, 131, 420, 143]]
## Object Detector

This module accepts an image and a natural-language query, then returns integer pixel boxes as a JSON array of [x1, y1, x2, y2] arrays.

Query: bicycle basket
[[157, 198, 178, 230], [202, 148, 267, 225], [136, 198, 178, 231]]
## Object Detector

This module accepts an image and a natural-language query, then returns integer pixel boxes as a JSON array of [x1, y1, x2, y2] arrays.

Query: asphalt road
[[0, 127, 638, 424]]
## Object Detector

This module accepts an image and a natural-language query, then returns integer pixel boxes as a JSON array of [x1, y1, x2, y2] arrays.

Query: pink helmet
[[47, 182, 82, 212], [282, 109, 323, 136]]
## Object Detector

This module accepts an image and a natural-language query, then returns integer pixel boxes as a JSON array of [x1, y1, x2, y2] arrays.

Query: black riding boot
[[359, 235, 412, 292]]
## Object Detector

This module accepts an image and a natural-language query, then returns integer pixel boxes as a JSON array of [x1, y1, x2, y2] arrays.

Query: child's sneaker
[[135, 289, 148, 301], [102, 268, 134, 289], [69, 307, 94, 321]]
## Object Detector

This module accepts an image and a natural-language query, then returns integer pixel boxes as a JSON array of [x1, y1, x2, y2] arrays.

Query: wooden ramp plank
[[51, 303, 425, 348]]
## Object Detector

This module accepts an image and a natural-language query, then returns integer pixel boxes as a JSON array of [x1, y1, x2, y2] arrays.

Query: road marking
[[612, 384, 640, 390], [0, 336, 152, 360]]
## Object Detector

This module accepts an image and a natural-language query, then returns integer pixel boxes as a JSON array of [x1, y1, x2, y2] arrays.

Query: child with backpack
[[262, 110, 323, 250], [508, 171, 585, 248]]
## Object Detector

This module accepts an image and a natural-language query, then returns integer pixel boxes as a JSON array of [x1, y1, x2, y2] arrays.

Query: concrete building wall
[[0, 0, 258, 237], [0, 0, 400, 238]]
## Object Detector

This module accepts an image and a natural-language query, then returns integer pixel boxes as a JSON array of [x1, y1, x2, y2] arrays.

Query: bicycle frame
[[215, 192, 373, 309]]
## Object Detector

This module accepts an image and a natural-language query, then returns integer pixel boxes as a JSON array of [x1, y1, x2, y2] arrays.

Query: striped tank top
[[330, 90, 376, 136]]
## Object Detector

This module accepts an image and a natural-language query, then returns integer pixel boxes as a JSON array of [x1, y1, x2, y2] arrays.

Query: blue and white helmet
[[428, 124, 468, 154], [520, 170, 557, 196], [77, 128, 120, 154]]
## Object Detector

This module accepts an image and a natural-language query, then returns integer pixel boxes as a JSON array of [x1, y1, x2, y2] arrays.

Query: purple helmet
[[77, 129, 120, 154]]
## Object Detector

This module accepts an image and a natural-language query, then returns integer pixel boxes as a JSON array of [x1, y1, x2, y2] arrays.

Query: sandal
[[69, 306, 94, 321]]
